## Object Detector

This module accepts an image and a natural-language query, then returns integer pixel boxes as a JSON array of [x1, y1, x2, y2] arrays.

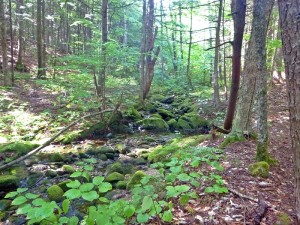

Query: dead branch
[[212, 123, 231, 134], [228, 187, 258, 202], [205, 41, 233, 51], [0, 108, 119, 171], [253, 196, 269, 225]]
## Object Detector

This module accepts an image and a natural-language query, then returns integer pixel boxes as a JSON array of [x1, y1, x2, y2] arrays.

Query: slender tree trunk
[[222, 0, 228, 100], [213, 0, 223, 107], [186, 3, 193, 89], [179, 2, 184, 77], [16, 0, 25, 72], [8, 0, 14, 85], [278, 0, 300, 221], [37, 0, 46, 78], [0, 0, 9, 86], [223, 0, 246, 130], [98, 0, 108, 108]]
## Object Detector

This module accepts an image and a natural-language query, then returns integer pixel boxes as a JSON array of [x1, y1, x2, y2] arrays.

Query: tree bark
[[36, 0, 46, 78], [0, 0, 9, 86], [16, 0, 25, 72], [278, 0, 300, 221], [186, 3, 193, 89], [254, 0, 274, 161], [213, 0, 223, 107], [223, 0, 246, 131]]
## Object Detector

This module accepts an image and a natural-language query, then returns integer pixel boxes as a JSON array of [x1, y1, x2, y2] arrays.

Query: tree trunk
[[140, 0, 160, 100], [254, 0, 274, 161], [232, 0, 273, 135], [186, 3, 193, 89], [0, 0, 9, 86], [213, 0, 223, 107], [36, 0, 46, 78], [278, 0, 300, 221], [16, 0, 25, 71], [223, 0, 246, 131]]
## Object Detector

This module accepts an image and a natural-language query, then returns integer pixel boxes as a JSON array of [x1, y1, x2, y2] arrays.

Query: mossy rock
[[124, 107, 143, 120], [151, 113, 162, 119], [148, 135, 208, 162], [0, 200, 11, 211], [220, 134, 246, 148], [0, 175, 19, 189], [95, 146, 115, 154], [99, 154, 108, 161], [106, 161, 133, 175], [105, 172, 125, 182], [167, 119, 178, 129], [275, 212, 293, 225], [62, 165, 75, 174], [248, 161, 270, 178], [157, 108, 175, 120], [82, 122, 106, 137], [0, 141, 39, 156], [150, 94, 165, 102], [116, 180, 128, 189], [45, 170, 58, 178], [47, 185, 64, 202], [142, 102, 156, 112], [27, 173, 42, 187], [57, 180, 71, 192], [178, 113, 209, 130], [10, 166, 28, 179], [0, 211, 7, 221], [49, 153, 64, 162], [139, 117, 169, 131], [126, 171, 146, 190]]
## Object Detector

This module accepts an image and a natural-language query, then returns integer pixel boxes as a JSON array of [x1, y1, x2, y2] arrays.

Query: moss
[[0, 175, 19, 189], [61, 131, 81, 144], [99, 154, 108, 161], [47, 185, 64, 202], [157, 108, 175, 120], [0, 211, 7, 221], [219, 134, 246, 149], [151, 113, 162, 119], [105, 172, 125, 182], [139, 117, 169, 131], [116, 181, 128, 189], [106, 162, 122, 174], [148, 135, 208, 162], [124, 107, 143, 120], [0, 200, 11, 211], [126, 171, 147, 190], [0, 141, 39, 156], [62, 165, 75, 174], [256, 141, 276, 164], [49, 153, 64, 162], [178, 113, 209, 130], [248, 161, 270, 178], [45, 170, 58, 178], [167, 119, 178, 129], [10, 166, 28, 179], [57, 180, 71, 192], [275, 212, 292, 225]]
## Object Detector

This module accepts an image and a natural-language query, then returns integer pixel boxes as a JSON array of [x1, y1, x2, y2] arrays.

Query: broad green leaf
[[79, 183, 94, 192], [211, 161, 224, 171], [32, 198, 46, 206], [170, 166, 182, 174], [81, 172, 91, 181], [165, 174, 176, 183], [191, 180, 200, 187], [189, 172, 200, 178], [5, 191, 18, 198], [137, 213, 149, 223], [124, 205, 135, 218], [92, 176, 104, 185], [177, 173, 190, 181], [175, 185, 190, 193], [112, 216, 125, 224], [204, 187, 214, 193], [64, 189, 81, 200], [162, 210, 172, 222], [70, 171, 82, 178], [99, 197, 109, 203], [191, 160, 200, 167], [98, 182, 112, 193], [141, 196, 153, 212], [17, 188, 28, 193], [12, 196, 27, 205], [84, 165, 94, 171], [62, 199, 70, 214], [59, 217, 69, 224], [166, 186, 177, 198], [16, 203, 31, 215], [25, 193, 39, 199], [69, 216, 79, 225], [82, 191, 99, 201], [85, 158, 97, 164], [179, 194, 190, 205], [67, 180, 81, 188]]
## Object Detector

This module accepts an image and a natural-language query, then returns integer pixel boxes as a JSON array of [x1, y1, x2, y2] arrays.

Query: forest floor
[[174, 83, 295, 225], [0, 76, 295, 224]]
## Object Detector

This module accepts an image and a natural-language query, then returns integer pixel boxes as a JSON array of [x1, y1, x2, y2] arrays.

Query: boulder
[[0, 175, 19, 189], [105, 172, 125, 182], [47, 185, 64, 202], [126, 171, 146, 190], [139, 117, 169, 131]]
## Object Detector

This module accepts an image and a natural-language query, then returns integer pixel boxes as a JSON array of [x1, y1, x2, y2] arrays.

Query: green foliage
[[126, 171, 147, 190], [0, 175, 19, 188], [219, 134, 246, 148], [248, 161, 270, 178], [105, 172, 125, 182], [0, 142, 39, 156], [139, 117, 169, 131], [275, 212, 293, 225]]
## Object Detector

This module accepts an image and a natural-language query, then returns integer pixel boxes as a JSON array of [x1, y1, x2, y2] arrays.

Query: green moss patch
[[219, 134, 246, 149], [248, 161, 270, 178], [148, 135, 208, 162], [126, 171, 146, 190], [0, 175, 19, 189], [139, 117, 169, 131], [177, 113, 209, 130], [47, 185, 64, 202], [0, 141, 39, 156], [105, 172, 125, 182]]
